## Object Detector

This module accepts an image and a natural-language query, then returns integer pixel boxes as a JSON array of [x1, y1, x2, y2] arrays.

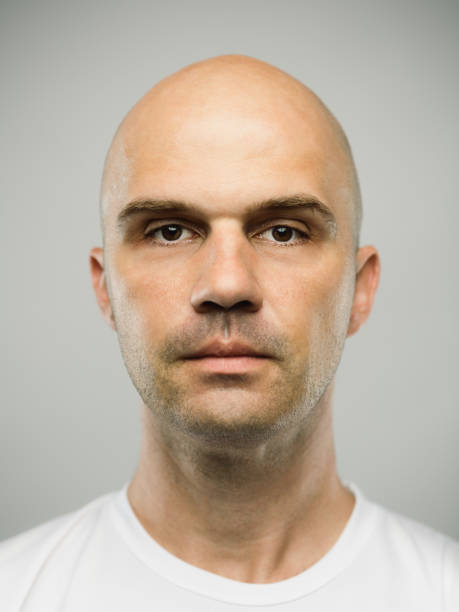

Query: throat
[[127, 399, 348, 580]]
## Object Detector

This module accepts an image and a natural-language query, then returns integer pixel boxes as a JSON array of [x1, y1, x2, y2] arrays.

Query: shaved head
[[90, 53, 380, 451], [100, 54, 362, 248]]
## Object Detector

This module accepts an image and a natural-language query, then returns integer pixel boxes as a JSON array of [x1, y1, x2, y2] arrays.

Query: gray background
[[1, 0, 458, 540]]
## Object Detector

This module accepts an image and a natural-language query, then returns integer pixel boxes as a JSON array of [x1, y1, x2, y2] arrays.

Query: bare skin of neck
[[127, 385, 355, 584]]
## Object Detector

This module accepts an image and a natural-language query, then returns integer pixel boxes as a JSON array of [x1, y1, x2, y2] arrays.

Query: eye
[[257, 225, 310, 244], [145, 224, 196, 243], [144, 222, 310, 246]]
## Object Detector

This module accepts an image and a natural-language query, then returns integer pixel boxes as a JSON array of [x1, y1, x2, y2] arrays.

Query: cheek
[[109, 250, 188, 337], [310, 266, 355, 348], [270, 255, 354, 343]]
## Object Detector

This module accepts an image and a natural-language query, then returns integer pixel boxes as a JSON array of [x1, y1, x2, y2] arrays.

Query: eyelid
[[255, 226, 310, 246], [144, 219, 312, 244], [144, 217, 311, 233], [144, 219, 201, 235], [253, 219, 311, 235]]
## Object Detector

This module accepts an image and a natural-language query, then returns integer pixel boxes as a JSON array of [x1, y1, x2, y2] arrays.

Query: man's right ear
[[89, 247, 116, 331]]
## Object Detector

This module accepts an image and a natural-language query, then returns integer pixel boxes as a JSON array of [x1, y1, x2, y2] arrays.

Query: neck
[[127, 389, 354, 583]]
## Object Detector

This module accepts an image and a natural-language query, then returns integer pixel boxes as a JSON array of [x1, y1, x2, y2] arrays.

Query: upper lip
[[184, 340, 270, 359]]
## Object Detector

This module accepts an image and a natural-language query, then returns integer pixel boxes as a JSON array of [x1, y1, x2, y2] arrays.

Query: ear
[[89, 247, 116, 331], [347, 245, 381, 337]]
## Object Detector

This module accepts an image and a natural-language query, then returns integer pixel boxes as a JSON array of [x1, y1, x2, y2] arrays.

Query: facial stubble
[[114, 310, 348, 450]]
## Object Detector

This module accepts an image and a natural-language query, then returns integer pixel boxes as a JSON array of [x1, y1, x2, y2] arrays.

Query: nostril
[[233, 300, 254, 310], [200, 300, 222, 312], [198, 299, 256, 313], [228, 299, 259, 313]]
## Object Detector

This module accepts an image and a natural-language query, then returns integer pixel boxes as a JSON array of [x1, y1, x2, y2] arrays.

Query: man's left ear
[[347, 245, 381, 337]]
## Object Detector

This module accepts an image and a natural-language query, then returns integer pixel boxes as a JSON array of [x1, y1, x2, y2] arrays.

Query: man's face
[[97, 82, 361, 443]]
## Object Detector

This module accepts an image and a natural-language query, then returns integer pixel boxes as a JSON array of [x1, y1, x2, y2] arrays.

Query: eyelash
[[143, 222, 311, 246]]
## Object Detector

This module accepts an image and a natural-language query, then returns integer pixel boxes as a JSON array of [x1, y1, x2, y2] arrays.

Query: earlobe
[[89, 247, 116, 331], [347, 246, 381, 337]]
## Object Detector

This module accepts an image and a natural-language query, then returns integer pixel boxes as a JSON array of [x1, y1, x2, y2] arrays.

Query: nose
[[190, 226, 263, 314]]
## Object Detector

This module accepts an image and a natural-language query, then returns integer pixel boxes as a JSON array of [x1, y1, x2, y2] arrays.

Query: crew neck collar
[[110, 480, 379, 606]]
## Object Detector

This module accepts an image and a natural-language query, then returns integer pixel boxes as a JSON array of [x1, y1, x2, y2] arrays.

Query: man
[[1, 54, 458, 610]]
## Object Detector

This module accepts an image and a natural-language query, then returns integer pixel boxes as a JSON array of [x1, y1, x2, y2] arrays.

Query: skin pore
[[90, 54, 380, 583]]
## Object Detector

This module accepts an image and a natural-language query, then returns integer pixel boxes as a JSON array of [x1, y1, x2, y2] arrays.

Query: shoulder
[[377, 501, 458, 559], [0, 491, 114, 610], [368, 497, 459, 610]]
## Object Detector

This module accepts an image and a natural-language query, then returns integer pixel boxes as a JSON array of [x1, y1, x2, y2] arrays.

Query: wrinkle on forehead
[[100, 54, 361, 246]]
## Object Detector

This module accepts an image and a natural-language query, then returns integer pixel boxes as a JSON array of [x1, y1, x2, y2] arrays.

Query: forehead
[[103, 91, 353, 237]]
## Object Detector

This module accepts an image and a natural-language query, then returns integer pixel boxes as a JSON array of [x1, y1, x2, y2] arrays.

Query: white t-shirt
[[1, 482, 458, 611]]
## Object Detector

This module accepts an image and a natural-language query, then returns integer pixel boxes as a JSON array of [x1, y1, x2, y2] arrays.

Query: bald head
[[91, 55, 380, 452], [100, 54, 362, 248]]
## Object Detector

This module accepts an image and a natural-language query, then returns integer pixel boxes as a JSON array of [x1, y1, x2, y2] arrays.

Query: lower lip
[[186, 356, 269, 374]]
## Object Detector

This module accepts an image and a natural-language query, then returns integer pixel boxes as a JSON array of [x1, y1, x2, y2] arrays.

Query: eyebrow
[[116, 194, 337, 235]]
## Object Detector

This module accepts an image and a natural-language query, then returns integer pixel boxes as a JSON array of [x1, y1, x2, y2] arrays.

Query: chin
[[158, 391, 301, 449]]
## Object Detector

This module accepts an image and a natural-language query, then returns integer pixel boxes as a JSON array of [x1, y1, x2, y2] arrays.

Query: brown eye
[[259, 225, 309, 244], [272, 226, 293, 242], [145, 224, 195, 243], [159, 225, 182, 241]]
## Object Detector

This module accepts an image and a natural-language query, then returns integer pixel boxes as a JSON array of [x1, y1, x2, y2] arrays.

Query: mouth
[[181, 338, 273, 374], [184, 354, 270, 374]]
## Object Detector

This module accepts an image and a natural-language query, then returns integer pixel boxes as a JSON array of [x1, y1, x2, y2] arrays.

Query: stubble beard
[[117, 324, 345, 452]]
